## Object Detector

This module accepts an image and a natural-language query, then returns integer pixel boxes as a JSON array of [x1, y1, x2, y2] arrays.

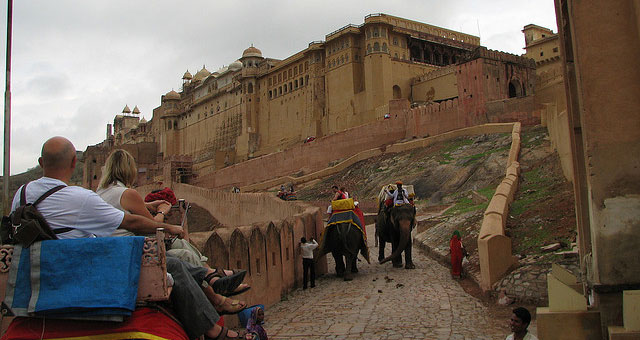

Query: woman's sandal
[[215, 296, 247, 315], [205, 269, 248, 297], [206, 326, 249, 340]]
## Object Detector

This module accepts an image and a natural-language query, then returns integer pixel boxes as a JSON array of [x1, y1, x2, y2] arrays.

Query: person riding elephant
[[377, 181, 416, 269]]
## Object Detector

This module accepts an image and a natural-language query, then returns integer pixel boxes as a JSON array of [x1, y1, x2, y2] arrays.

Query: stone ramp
[[265, 224, 519, 339]]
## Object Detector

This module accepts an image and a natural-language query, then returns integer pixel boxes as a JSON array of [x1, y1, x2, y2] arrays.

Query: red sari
[[450, 235, 463, 277]]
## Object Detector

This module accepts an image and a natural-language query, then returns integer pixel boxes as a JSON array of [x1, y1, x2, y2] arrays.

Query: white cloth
[[386, 188, 410, 205], [11, 177, 124, 239], [506, 332, 538, 340], [301, 240, 318, 259], [97, 182, 135, 237]]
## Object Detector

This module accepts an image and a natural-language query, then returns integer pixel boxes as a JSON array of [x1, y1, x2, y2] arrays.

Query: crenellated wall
[[478, 122, 522, 291], [138, 183, 329, 309]]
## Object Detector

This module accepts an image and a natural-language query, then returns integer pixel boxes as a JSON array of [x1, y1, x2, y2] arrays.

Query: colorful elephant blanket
[[319, 210, 370, 263]]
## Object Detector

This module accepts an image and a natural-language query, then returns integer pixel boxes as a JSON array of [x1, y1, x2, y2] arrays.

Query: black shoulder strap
[[32, 185, 66, 207], [19, 184, 27, 206]]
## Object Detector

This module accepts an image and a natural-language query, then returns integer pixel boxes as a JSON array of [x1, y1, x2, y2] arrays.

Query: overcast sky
[[0, 0, 557, 174]]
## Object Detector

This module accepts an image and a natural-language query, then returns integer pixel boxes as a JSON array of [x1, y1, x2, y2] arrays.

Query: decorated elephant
[[317, 208, 369, 281], [376, 203, 416, 269]]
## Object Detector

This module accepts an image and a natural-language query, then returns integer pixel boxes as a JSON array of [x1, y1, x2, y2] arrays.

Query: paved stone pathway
[[265, 224, 511, 339]]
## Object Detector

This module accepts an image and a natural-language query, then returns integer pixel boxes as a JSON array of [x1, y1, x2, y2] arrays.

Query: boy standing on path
[[300, 237, 318, 289]]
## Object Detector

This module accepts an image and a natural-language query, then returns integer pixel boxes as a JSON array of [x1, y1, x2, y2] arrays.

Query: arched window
[[289, 82, 292, 90], [508, 79, 523, 98], [393, 37, 398, 46], [305, 75, 309, 84], [345, 55, 349, 62], [173, 121, 178, 129], [373, 42, 380, 51], [393, 85, 402, 99], [167, 120, 171, 130], [284, 84, 288, 93], [294, 79, 298, 88], [382, 43, 388, 52], [248, 83, 253, 93], [279, 86, 282, 95], [340, 56, 344, 64], [300, 77, 304, 86], [367, 44, 372, 54], [394, 53, 398, 58], [373, 27, 379, 37], [269, 90, 272, 99]]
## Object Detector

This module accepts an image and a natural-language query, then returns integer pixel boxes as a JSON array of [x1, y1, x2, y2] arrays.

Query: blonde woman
[[97, 150, 250, 313]]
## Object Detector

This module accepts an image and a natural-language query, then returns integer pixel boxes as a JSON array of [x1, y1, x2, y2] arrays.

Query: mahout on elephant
[[376, 183, 417, 269]]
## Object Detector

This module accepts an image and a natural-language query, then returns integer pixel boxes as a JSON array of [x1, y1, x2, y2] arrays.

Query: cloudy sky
[[0, 0, 557, 174]]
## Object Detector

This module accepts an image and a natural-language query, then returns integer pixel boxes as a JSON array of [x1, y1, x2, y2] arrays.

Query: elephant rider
[[12, 137, 247, 340], [327, 185, 347, 215], [385, 181, 410, 206]]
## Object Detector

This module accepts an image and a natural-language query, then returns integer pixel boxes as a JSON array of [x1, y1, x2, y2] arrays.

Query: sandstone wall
[[478, 122, 522, 291]]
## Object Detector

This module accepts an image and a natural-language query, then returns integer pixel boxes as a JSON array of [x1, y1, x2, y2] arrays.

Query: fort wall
[[193, 95, 539, 191]]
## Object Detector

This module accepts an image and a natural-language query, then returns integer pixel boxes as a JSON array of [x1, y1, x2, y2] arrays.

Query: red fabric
[[1, 307, 189, 340], [450, 236, 463, 276], [144, 187, 177, 206], [384, 199, 393, 207], [354, 206, 366, 237]]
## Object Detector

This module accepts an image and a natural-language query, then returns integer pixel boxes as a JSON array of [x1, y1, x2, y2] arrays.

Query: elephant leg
[[378, 238, 386, 262], [391, 233, 403, 268], [332, 251, 345, 277], [351, 256, 358, 273], [344, 254, 353, 281], [404, 237, 416, 269]]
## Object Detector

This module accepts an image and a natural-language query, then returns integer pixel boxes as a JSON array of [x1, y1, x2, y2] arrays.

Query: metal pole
[[3, 0, 12, 214]]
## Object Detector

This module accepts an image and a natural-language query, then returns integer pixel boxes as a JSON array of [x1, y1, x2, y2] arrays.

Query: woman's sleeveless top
[[97, 182, 135, 237]]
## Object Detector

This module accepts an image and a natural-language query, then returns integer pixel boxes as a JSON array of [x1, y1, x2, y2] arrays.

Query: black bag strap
[[32, 185, 66, 207], [19, 184, 27, 206]]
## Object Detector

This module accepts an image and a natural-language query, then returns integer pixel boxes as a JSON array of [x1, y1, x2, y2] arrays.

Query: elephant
[[318, 219, 369, 281], [376, 203, 416, 269]]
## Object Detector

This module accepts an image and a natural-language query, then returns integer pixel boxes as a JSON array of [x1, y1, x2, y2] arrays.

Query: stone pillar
[[554, 0, 640, 337]]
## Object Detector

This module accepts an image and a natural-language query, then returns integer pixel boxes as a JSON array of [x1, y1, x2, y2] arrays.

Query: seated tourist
[[11, 137, 246, 340], [506, 307, 538, 340], [96, 149, 250, 297]]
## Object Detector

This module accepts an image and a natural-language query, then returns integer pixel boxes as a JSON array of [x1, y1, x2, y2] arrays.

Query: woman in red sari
[[450, 230, 463, 279]]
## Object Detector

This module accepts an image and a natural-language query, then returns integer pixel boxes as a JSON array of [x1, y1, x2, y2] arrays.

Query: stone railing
[[478, 122, 521, 291]]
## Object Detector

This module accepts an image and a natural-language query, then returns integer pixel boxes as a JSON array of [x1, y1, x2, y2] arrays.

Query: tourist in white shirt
[[506, 307, 538, 340], [300, 237, 318, 289]]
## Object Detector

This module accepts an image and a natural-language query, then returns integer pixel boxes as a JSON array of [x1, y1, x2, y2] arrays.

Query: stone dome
[[132, 105, 141, 114], [229, 60, 243, 71], [182, 70, 193, 80], [165, 90, 180, 101], [122, 105, 131, 114], [193, 66, 211, 82], [242, 46, 263, 58], [140, 117, 148, 124]]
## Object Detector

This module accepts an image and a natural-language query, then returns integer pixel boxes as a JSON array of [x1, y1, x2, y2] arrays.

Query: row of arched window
[[327, 38, 350, 56], [268, 62, 309, 87], [366, 26, 387, 39], [327, 53, 352, 69], [268, 75, 309, 99], [366, 42, 388, 54]]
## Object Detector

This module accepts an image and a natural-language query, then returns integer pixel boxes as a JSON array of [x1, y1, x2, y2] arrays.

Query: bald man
[[11, 137, 245, 340], [11, 136, 184, 238]]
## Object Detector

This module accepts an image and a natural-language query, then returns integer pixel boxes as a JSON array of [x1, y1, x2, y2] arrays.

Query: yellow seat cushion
[[331, 198, 355, 211]]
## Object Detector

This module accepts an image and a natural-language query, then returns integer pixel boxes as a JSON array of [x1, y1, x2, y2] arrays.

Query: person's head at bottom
[[301, 237, 307, 244], [510, 307, 532, 336]]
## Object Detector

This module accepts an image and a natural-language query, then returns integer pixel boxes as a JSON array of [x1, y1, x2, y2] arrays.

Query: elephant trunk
[[379, 222, 410, 264]]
